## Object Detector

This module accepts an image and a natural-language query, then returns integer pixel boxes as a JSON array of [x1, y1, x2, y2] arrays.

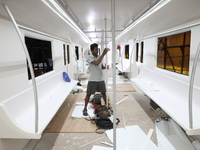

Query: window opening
[[157, 31, 190, 75], [124, 45, 129, 59], [75, 46, 79, 60], [98, 48, 101, 55], [136, 43, 139, 62], [140, 42, 144, 63], [63, 44, 66, 66], [67, 45, 70, 64], [25, 37, 53, 79]]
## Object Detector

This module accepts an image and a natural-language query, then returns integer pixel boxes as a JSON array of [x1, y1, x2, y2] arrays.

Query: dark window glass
[[98, 48, 101, 55], [140, 42, 144, 63], [125, 45, 129, 59], [67, 45, 70, 64], [136, 43, 139, 62], [75, 46, 79, 60], [63, 44, 66, 65], [25, 37, 53, 79]]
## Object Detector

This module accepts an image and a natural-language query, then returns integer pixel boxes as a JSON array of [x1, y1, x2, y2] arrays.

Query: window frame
[[25, 36, 53, 79], [157, 31, 191, 75]]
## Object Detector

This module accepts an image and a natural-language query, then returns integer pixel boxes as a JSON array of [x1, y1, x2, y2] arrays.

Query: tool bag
[[91, 94, 113, 109], [91, 94, 102, 105], [86, 105, 120, 134], [91, 117, 120, 134], [94, 105, 110, 119], [92, 106, 120, 133]]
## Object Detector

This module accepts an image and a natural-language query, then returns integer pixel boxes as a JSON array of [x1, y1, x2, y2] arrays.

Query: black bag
[[91, 117, 120, 134], [91, 94, 102, 104], [95, 118, 113, 129]]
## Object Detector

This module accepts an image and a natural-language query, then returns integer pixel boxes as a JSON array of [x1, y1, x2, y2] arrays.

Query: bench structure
[[116, 59, 133, 72], [130, 67, 200, 135], [74, 61, 87, 80], [116, 41, 136, 73], [0, 71, 77, 139]]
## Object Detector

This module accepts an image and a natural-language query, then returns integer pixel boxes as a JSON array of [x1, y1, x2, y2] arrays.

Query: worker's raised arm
[[92, 48, 109, 66]]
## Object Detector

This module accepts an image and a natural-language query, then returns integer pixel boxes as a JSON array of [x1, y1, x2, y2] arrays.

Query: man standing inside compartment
[[83, 43, 109, 116]]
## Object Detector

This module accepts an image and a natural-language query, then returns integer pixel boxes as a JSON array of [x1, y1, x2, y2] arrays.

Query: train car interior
[[1, 0, 200, 149]]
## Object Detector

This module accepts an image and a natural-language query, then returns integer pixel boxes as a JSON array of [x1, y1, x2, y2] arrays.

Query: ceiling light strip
[[51, 0, 92, 43], [42, 0, 92, 43], [57, 0, 83, 30], [116, 0, 171, 40]]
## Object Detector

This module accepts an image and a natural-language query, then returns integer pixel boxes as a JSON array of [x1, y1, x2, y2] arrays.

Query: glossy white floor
[[25, 69, 159, 150]]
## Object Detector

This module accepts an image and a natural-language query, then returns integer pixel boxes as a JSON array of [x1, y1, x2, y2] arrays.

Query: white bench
[[74, 61, 87, 79], [130, 67, 200, 135], [0, 71, 77, 139]]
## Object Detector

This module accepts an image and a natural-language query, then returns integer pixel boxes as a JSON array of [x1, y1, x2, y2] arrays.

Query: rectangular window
[[157, 31, 190, 75], [63, 44, 66, 65], [98, 48, 101, 55], [75, 46, 79, 60], [140, 42, 144, 63], [67, 45, 70, 64], [25, 37, 53, 79], [124, 45, 129, 59], [136, 43, 139, 62]]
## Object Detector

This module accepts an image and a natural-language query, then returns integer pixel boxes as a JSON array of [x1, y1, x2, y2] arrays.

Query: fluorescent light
[[116, 0, 171, 40], [41, 0, 92, 44]]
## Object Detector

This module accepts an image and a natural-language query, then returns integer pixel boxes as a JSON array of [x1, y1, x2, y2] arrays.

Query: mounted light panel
[[41, 0, 92, 44], [42, 0, 170, 44], [116, 0, 171, 40]]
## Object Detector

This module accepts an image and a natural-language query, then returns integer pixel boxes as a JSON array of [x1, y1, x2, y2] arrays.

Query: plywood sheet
[[71, 102, 95, 118], [44, 94, 97, 133]]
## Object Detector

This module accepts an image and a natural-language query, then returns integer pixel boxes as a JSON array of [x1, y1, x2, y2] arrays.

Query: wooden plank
[[44, 94, 97, 133]]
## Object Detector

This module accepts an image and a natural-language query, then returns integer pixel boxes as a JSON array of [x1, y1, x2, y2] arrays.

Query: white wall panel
[[190, 26, 200, 87], [0, 18, 77, 103]]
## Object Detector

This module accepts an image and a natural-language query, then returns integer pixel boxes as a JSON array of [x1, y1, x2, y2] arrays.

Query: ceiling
[[1, 0, 200, 45]]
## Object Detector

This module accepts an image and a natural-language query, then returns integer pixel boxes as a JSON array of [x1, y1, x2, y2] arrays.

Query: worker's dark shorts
[[86, 81, 106, 94]]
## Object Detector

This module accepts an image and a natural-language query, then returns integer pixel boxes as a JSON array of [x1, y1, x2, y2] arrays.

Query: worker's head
[[90, 43, 98, 51], [90, 43, 99, 56]]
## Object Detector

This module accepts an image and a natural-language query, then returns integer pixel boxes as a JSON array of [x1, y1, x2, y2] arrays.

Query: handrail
[[129, 42, 136, 76], [188, 42, 200, 129], [2, 3, 39, 133], [18, 25, 70, 43], [111, 0, 116, 149], [120, 45, 124, 71], [104, 17, 109, 108], [129, 34, 139, 77], [68, 36, 79, 80]]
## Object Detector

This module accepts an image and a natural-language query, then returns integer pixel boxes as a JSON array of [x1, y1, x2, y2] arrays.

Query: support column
[[111, 0, 116, 149], [189, 42, 200, 129], [104, 17, 109, 107]]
